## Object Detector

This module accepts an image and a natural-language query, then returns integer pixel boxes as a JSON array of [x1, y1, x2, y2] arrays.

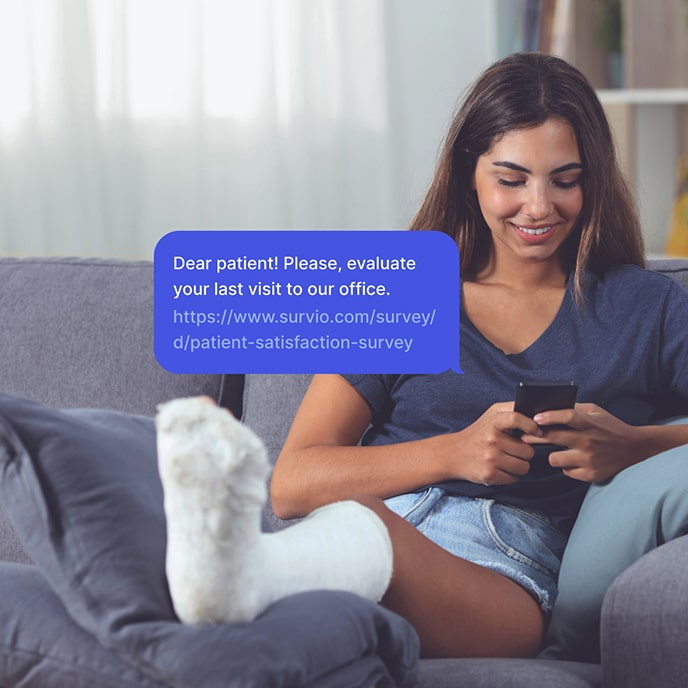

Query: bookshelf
[[492, 0, 688, 255]]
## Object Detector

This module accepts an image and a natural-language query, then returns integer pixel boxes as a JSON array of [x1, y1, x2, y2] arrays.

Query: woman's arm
[[270, 374, 451, 518], [270, 374, 540, 519]]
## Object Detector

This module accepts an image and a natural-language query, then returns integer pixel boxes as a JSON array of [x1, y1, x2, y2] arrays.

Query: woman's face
[[472, 117, 583, 270]]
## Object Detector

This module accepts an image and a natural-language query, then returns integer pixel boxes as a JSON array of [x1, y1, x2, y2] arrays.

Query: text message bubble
[[154, 230, 460, 374]]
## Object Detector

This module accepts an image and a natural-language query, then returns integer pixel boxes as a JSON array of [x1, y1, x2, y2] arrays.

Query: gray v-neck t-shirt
[[343, 265, 688, 529]]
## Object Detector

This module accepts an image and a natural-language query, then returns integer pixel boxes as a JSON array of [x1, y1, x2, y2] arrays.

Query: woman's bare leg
[[353, 495, 545, 659]]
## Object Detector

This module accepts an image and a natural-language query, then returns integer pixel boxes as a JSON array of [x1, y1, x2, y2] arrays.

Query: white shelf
[[598, 89, 688, 105], [598, 91, 687, 254]]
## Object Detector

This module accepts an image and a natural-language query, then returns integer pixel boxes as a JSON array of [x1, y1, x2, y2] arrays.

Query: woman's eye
[[497, 178, 524, 187], [553, 179, 580, 189]]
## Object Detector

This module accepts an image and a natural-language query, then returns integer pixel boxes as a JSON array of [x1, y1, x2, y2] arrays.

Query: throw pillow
[[0, 392, 418, 688], [540, 418, 688, 663], [0, 562, 167, 688]]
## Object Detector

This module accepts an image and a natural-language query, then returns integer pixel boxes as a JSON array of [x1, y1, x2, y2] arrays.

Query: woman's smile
[[512, 223, 559, 245]]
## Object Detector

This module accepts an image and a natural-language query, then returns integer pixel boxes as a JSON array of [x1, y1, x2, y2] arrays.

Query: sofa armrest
[[601, 534, 688, 688]]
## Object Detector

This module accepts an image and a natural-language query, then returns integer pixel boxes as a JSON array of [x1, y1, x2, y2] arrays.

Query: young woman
[[159, 52, 688, 661]]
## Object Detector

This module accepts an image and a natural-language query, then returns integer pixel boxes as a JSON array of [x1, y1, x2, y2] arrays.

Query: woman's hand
[[450, 402, 541, 486], [520, 403, 643, 483]]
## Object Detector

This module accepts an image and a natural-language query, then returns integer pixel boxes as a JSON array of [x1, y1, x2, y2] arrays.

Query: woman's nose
[[523, 184, 553, 220]]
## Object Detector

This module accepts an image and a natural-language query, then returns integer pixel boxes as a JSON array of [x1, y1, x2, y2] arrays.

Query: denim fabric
[[384, 488, 567, 612]]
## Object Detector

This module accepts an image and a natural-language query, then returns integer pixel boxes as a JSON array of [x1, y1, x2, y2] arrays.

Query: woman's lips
[[513, 224, 556, 243]]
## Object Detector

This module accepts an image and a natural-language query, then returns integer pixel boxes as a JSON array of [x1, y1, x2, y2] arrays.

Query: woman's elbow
[[269, 485, 300, 521], [269, 458, 307, 520]]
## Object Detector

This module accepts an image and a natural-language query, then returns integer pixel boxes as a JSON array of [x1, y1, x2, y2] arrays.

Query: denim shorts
[[383, 487, 567, 613]]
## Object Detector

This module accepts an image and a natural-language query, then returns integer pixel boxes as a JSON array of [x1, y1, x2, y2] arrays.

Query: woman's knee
[[345, 494, 423, 566], [347, 494, 400, 531]]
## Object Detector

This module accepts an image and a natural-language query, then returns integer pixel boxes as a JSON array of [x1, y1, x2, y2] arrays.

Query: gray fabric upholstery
[[647, 258, 688, 289], [241, 374, 314, 460], [241, 373, 313, 531], [0, 504, 30, 565], [0, 257, 225, 416], [417, 658, 601, 687], [0, 397, 172, 633], [601, 534, 688, 688], [0, 563, 168, 688]]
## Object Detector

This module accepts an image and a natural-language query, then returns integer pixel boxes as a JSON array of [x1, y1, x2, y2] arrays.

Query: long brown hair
[[410, 52, 644, 302]]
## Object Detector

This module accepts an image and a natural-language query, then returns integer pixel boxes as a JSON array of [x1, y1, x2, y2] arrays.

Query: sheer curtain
[[0, 0, 399, 258]]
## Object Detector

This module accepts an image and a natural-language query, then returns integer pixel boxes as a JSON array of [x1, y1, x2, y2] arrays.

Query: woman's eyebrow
[[492, 161, 583, 174], [551, 162, 583, 174]]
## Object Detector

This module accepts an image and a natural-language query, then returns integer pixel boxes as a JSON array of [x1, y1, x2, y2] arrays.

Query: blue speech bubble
[[154, 230, 460, 374]]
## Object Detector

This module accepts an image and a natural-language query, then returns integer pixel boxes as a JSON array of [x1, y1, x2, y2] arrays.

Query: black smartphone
[[513, 381, 578, 444], [513, 381, 578, 470], [514, 381, 578, 419]]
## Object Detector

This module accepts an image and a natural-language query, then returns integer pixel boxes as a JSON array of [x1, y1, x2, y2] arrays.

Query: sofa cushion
[[647, 258, 688, 290], [0, 257, 229, 417], [601, 534, 688, 688], [241, 374, 314, 530], [0, 392, 418, 688], [417, 657, 600, 687]]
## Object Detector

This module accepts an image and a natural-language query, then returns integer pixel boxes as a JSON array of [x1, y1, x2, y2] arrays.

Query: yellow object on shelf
[[666, 156, 688, 256]]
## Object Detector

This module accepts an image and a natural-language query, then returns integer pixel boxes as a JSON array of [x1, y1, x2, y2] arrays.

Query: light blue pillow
[[541, 419, 688, 663]]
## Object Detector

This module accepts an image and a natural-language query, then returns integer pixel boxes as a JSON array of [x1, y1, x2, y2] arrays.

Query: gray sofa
[[0, 255, 687, 688]]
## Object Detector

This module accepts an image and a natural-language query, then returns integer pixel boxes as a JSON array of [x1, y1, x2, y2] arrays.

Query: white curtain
[[0, 0, 399, 259]]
